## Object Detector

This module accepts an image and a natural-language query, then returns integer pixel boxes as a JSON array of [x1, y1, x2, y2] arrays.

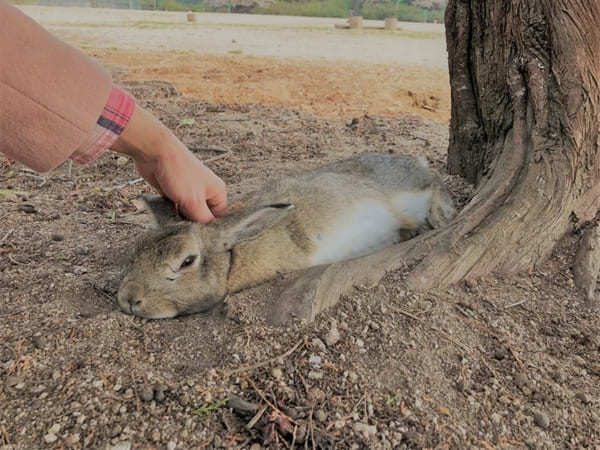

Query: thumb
[[207, 190, 228, 217]]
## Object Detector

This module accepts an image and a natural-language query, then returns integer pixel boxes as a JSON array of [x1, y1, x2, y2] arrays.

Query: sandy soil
[[2, 7, 599, 450], [90, 48, 449, 121], [2, 75, 600, 450], [20, 6, 450, 122], [21, 6, 447, 67]]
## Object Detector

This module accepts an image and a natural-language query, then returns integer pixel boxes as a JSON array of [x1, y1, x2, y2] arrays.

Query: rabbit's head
[[118, 196, 293, 319]]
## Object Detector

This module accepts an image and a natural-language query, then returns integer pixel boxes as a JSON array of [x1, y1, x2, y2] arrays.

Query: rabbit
[[118, 152, 457, 319]]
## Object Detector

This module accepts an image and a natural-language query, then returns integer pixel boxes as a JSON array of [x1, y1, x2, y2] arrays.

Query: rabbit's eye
[[179, 255, 197, 270]]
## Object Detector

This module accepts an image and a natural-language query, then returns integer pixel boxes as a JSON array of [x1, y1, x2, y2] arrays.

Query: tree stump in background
[[384, 17, 397, 31], [348, 16, 362, 29], [186, 12, 197, 22]]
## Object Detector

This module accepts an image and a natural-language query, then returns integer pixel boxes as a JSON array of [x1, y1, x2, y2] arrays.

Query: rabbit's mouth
[[178, 295, 224, 316], [117, 292, 179, 319], [130, 304, 179, 319]]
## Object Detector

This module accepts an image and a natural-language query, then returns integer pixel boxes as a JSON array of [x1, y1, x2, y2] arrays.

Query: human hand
[[133, 144, 227, 222], [111, 105, 227, 223]]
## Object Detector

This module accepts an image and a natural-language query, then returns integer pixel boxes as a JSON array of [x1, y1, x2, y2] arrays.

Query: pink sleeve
[[0, 0, 112, 172], [70, 86, 136, 164]]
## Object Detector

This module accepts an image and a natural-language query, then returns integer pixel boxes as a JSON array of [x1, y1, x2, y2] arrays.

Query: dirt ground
[[2, 7, 600, 450]]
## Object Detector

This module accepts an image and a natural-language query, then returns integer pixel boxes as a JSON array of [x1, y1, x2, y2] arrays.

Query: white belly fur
[[311, 193, 431, 265], [391, 190, 432, 225]]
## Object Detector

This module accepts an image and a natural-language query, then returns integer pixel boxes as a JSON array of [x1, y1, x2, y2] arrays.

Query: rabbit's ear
[[139, 195, 187, 228], [217, 203, 294, 250]]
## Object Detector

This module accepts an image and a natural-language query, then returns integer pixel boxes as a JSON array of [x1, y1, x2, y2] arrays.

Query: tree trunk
[[269, 0, 600, 323], [407, 0, 600, 289]]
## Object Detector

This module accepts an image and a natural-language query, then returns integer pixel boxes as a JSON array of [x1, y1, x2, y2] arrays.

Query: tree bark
[[408, 0, 600, 289], [268, 0, 600, 323], [573, 223, 600, 302]]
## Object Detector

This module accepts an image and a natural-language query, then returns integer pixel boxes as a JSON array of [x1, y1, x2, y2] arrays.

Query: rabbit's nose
[[118, 283, 145, 314], [128, 296, 143, 310]]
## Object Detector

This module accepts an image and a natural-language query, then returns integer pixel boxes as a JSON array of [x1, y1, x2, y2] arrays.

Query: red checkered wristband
[[70, 86, 135, 164]]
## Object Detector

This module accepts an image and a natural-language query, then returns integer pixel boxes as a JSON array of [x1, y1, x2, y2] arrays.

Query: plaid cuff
[[70, 86, 136, 164]]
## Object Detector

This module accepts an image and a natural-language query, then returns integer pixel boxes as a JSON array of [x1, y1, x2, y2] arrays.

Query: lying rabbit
[[118, 153, 456, 319]]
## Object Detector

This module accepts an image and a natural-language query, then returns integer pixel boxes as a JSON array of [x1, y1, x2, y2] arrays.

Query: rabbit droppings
[[118, 153, 456, 319]]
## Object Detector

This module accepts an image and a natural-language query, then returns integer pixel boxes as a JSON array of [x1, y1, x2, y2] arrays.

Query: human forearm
[[0, 0, 112, 171]]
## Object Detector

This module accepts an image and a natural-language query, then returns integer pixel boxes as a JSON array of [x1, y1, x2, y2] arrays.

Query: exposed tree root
[[262, 0, 600, 324], [573, 224, 600, 302]]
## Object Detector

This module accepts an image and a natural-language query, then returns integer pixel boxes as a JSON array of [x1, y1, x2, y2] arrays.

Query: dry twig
[[0, 229, 13, 244], [103, 177, 144, 192], [394, 307, 471, 353], [504, 299, 528, 309], [245, 405, 267, 430], [245, 376, 290, 420], [309, 406, 316, 450]]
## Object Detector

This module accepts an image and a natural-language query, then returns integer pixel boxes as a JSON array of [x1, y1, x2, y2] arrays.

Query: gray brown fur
[[118, 153, 456, 319]]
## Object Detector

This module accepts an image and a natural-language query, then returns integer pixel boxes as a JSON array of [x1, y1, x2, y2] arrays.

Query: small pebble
[[308, 370, 323, 380], [167, 441, 177, 450], [152, 430, 161, 442], [438, 405, 450, 416], [32, 335, 46, 349], [250, 444, 261, 450], [490, 412, 502, 424], [65, 434, 80, 445], [116, 156, 129, 166], [295, 425, 307, 443], [271, 367, 283, 379], [107, 442, 132, 450], [334, 419, 346, 429], [73, 265, 88, 275], [312, 337, 327, 352], [309, 355, 322, 368], [51, 233, 64, 242], [367, 320, 380, 330], [325, 327, 340, 346], [154, 384, 167, 402], [155, 389, 165, 402], [5, 376, 19, 387], [44, 433, 57, 444], [493, 348, 507, 360], [356, 338, 364, 348], [140, 386, 154, 402], [18, 204, 37, 214], [534, 411, 550, 429], [314, 409, 327, 422], [403, 431, 420, 445], [353, 422, 377, 438], [515, 373, 528, 387], [576, 391, 591, 404]]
